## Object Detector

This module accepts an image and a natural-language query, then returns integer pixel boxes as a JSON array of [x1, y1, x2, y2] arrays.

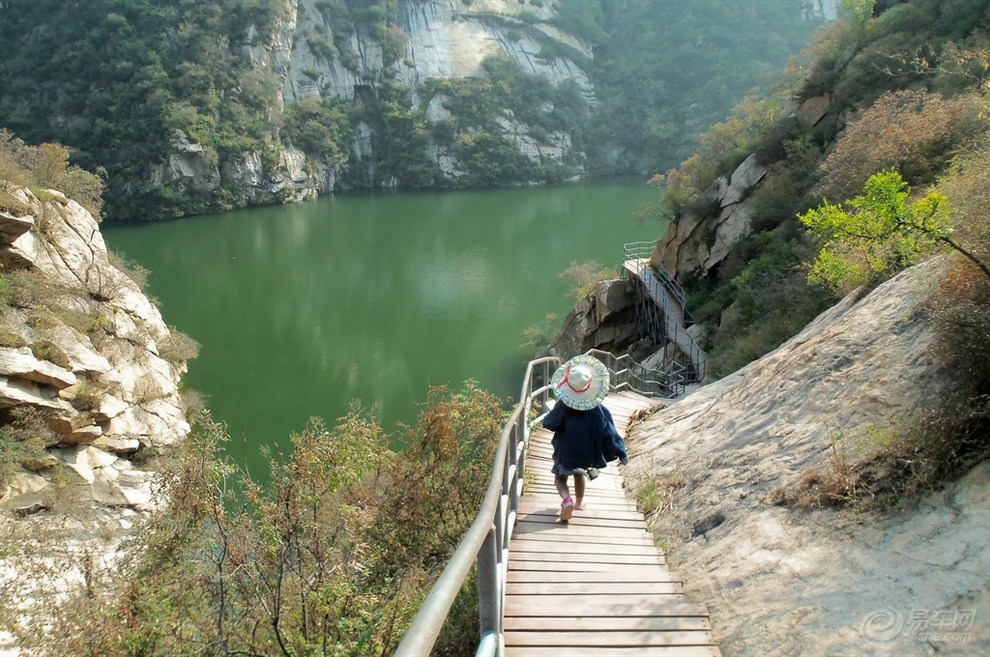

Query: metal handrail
[[622, 242, 707, 382], [393, 356, 560, 657], [585, 348, 686, 399], [623, 241, 687, 311], [393, 351, 674, 656]]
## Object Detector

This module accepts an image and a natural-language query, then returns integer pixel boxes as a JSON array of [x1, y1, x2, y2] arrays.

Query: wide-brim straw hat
[[550, 354, 610, 410]]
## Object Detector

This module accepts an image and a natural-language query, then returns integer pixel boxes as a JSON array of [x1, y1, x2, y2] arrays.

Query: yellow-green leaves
[[800, 169, 953, 292]]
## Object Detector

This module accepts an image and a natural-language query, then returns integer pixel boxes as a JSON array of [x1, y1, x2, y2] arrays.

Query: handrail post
[[477, 526, 501, 652]]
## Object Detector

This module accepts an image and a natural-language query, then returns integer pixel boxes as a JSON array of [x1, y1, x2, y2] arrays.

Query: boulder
[[703, 202, 756, 273], [549, 279, 638, 359], [0, 375, 73, 411], [0, 209, 36, 269], [149, 130, 220, 192], [720, 154, 767, 207], [796, 94, 832, 128]]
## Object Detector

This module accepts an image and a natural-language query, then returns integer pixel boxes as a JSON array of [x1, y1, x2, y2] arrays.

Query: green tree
[[799, 169, 989, 292]]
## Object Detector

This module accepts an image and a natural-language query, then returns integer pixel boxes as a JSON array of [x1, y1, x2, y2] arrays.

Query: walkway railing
[[623, 241, 707, 383], [624, 241, 688, 310], [586, 348, 687, 399], [393, 357, 560, 657], [393, 351, 674, 656]]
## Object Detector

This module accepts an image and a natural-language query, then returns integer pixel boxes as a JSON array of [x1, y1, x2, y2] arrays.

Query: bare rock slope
[[623, 258, 989, 656]]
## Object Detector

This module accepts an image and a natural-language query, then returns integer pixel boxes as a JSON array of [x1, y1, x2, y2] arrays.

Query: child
[[542, 354, 627, 522]]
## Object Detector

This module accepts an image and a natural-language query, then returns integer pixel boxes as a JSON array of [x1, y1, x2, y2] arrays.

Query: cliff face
[[273, 0, 593, 105], [154, 0, 595, 202], [0, 185, 191, 649], [1, 188, 190, 514]]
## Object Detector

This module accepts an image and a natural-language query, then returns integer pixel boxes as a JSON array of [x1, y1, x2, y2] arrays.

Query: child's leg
[[574, 474, 586, 510], [555, 474, 575, 521]]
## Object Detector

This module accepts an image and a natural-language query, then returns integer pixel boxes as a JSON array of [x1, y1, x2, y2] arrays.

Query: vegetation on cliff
[[0, 0, 820, 221], [659, 0, 989, 377], [3, 386, 502, 656], [0, 0, 282, 221], [655, 0, 990, 506]]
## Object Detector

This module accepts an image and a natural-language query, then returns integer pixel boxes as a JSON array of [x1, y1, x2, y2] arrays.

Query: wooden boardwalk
[[505, 391, 721, 657]]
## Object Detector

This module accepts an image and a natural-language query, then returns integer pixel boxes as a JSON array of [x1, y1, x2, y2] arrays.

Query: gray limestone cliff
[[0, 185, 192, 651], [152, 0, 595, 202]]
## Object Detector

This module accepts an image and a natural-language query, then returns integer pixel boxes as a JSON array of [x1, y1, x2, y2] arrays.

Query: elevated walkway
[[622, 243, 706, 382], [394, 357, 719, 657], [504, 391, 721, 656]]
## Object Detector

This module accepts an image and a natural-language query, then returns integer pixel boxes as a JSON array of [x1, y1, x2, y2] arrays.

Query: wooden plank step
[[510, 539, 661, 556], [506, 570, 678, 584], [511, 532, 655, 547], [504, 615, 711, 632], [504, 629, 716, 647], [505, 645, 722, 657], [509, 558, 664, 573], [513, 520, 651, 537], [516, 513, 648, 529], [510, 552, 664, 566], [505, 391, 720, 657], [504, 597, 709, 618], [507, 581, 684, 595]]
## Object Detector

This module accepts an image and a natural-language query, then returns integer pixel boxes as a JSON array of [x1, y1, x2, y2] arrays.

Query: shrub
[[930, 138, 990, 397], [22, 384, 505, 657], [522, 313, 560, 356], [29, 340, 71, 370], [814, 89, 987, 203], [559, 260, 617, 301], [0, 408, 53, 487], [801, 168, 990, 294], [0, 130, 103, 218], [661, 91, 791, 216], [156, 330, 200, 365]]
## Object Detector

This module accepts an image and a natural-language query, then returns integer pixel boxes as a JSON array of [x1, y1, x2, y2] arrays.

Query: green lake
[[105, 179, 664, 472]]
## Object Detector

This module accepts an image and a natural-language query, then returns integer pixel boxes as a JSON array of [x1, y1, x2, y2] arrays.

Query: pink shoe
[[560, 496, 574, 521]]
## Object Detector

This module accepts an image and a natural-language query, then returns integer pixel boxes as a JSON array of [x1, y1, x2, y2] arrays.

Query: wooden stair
[[504, 391, 722, 656]]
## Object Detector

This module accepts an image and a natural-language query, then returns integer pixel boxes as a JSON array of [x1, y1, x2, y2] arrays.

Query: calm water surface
[[105, 180, 663, 471]]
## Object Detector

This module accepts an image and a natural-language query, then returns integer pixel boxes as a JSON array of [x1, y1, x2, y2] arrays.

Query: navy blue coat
[[542, 403, 628, 470]]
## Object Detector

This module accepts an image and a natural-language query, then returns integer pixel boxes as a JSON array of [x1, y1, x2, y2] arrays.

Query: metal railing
[[586, 348, 687, 399], [623, 241, 687, 310], [393, 351, 675, 656], [622, 242, 707, 383], [393, 357, 560, 657]]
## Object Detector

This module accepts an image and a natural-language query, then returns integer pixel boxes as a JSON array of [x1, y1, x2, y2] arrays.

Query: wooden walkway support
[[505, 391, 721, 657]]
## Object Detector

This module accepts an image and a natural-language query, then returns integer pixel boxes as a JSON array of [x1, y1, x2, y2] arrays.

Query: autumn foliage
[[14, 384, 505, 657]]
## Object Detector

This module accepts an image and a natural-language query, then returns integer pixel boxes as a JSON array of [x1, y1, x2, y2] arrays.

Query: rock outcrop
[[0, 187, 190, 490], [656, 152, 768, 279], [622, 257, 990, 656], [548, 278, 642, 360], [0, 185, 192, 652]]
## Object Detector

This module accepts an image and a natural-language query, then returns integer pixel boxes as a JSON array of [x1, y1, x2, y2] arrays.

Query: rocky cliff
[[272, 0, 594, 105], [154, 0, 595, 203], [622, 258, 989, 656], [0, 185, 192, 649]]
